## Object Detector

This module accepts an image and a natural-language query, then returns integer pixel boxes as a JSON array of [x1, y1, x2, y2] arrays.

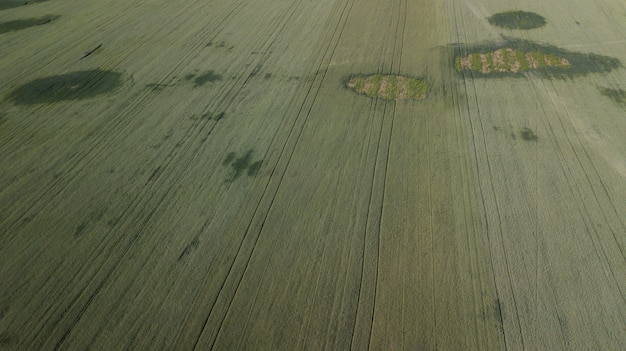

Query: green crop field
[[1, 0, 625, 349]]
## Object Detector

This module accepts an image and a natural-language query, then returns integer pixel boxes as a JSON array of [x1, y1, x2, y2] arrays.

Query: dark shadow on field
[[0, 0, 49, 11], [0, 15, 59, 34], [8, 70, 123, 105], [449, 37, 622, 79]]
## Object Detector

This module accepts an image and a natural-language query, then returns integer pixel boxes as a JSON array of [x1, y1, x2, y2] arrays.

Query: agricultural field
[[0, 0, 625, 349]]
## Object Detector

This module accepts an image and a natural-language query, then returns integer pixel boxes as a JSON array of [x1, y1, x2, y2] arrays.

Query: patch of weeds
[[187, 70, 222, 87], [384, 75, 397, 99], [520, 127, 538, 141], [247, 160, 263, 177], [0, 15, 60, 34], [0, 333, 17, 347], [516, 49, 528, 70], [0, 0, 49, 11], [354, 76, 366, 92], [485, 51, 494, 72], [470, 54, 483, 71], [501, 48, 510, 70], [454, 57, 462, 71], [345, 74, 428, 101], [368, 74, 382, 97], [599, 87, 626, 106], [545, 53, 561, 66], [222, 152, 236, 166], [8, 70, 122, 105], [222, 150, 263, 182], [178, 237, 200, 262], [451, 37, 622, 78], [406, 78, 429, 100], [488, 11, 546, 30]]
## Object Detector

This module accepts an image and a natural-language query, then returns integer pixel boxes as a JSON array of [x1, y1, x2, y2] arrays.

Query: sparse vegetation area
[[346, 74, 428, 100]]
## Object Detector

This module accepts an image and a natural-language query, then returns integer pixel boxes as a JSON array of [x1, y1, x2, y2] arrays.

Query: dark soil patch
[[8, 70, 122, 105], [0, 15, 59, 34], [488, 11, 546, 30]]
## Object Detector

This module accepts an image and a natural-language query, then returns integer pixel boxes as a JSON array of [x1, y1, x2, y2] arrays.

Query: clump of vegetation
[[456, 48, 570, 74], [488, 11, 546, 30], [8, 70, 122, 105], [185, 70, 222, 87], [222, 149, 263, 182], [0, 15, 59, 34], [451, 38, 622, 79], [0, 0, 49, 11], [346, 74, 428, 100], [520, 127, 538, 141], [599, 87, 626, 106]]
